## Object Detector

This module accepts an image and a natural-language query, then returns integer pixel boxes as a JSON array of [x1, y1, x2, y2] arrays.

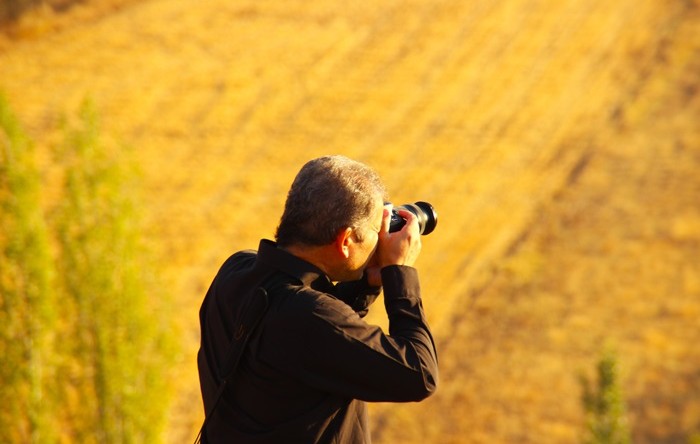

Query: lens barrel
[[388, 201, 438, 235]]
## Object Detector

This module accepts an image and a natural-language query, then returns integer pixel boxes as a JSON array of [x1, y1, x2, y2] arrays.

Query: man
[[197, 155, 438, 443]]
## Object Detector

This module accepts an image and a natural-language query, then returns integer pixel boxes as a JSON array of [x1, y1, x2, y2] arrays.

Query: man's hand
[[365, 205, 422, 287], [377, 206, 422, 268]]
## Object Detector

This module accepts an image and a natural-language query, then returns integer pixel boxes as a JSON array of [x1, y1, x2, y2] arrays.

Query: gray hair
[[275, 155, 387, 247]]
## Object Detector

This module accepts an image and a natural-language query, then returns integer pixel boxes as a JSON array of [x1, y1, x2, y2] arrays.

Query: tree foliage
[[0, 94, 175, 443], [0, 92, 56, 442], [52, 99, 174, 443]]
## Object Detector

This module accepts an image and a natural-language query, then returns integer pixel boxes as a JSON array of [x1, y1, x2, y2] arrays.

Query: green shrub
[[580, 349, 632, 444]]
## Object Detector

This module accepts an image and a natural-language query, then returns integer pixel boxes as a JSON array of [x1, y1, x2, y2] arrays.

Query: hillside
[[1, 0, 699, 442]]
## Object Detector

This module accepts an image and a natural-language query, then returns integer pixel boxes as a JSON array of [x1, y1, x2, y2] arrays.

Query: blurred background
[[1, 0, 699, 442]]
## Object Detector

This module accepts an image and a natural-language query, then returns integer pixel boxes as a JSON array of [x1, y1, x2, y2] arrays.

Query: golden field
[[1, 0, 699, 442]]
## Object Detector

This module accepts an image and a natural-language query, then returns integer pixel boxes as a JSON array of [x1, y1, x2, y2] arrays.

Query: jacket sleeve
[[331, 273, 382, 317], [257, 265, 438, 403]]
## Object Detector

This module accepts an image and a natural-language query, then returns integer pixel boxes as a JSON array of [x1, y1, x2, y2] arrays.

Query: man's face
[[340, 195, 384, 281]]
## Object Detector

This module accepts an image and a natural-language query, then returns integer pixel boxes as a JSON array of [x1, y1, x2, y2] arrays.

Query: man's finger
[[381, 204, 393, 233], [396, 209, 417, 228]]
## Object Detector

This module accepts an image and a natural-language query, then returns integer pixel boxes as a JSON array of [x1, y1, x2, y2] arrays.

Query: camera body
[[388, 201, 438, 235]]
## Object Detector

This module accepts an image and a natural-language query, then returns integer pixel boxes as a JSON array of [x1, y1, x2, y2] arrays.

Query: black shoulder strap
[[194, 286, 269, 444]]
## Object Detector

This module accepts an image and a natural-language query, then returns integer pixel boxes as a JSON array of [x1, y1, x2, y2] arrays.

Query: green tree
[[0, 93, 57, 443], [53, 99, 174, 443], [580, 349, 632, 444]]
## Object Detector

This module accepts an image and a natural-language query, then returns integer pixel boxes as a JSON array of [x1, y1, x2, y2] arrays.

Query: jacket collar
[[256, 239, 335, 292]]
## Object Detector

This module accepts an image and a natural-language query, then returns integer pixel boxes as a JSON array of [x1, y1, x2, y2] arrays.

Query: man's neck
[[280, 243, 336, 279]]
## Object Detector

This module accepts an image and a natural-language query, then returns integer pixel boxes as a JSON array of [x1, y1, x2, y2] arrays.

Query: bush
[[580, 349, 632, 444]]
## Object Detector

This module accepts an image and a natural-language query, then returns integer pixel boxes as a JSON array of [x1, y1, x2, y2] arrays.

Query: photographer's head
[[276, 155, 387, 281], [276, 155, 386, 247]]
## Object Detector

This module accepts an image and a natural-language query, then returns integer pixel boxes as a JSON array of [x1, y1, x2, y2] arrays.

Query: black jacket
[[197, 239, 438, 443]]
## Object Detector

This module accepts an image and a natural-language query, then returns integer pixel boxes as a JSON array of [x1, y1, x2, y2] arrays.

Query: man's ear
[[334, 227, 354, 258]]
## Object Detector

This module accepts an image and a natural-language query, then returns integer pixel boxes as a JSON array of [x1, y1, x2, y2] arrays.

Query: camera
[[388, 201, 438, 235]]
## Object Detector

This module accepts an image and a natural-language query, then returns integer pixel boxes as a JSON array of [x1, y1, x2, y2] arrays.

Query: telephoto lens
[[388, 201, 438, 235]]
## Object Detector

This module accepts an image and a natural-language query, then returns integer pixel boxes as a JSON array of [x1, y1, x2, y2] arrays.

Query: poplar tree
[[54, 99, 173, 443], [0, 93, 57, 443]]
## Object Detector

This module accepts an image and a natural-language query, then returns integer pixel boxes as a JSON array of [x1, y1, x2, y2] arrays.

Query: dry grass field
[[1, 0, 699, 442]]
